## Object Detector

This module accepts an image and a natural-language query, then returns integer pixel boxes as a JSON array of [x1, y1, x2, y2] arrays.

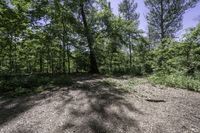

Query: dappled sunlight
[[0, 75, 200, 132], [1, 0, 200, 132], [0, 76, 144, 133]]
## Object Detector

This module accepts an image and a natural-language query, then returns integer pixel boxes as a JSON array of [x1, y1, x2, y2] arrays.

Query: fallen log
[[146, 99, 166, 103]]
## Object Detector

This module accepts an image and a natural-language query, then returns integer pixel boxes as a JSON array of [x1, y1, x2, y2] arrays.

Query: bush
[[0, 74, 73, 96], [52, 75, 73, 86], [149, 72, 200, 92]]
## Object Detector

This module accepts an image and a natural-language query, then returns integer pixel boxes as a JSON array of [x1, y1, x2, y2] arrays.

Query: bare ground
[[0, 75, 200, 133]]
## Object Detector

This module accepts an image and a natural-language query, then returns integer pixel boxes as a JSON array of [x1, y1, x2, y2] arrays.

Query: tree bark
[[67, 43, 71, 74], [39, 51, 43, 73], [80, 1, 99, 74], [9, 34, 13, 73], [62, 26, 66, 74], [110, 52, 113, 73], [160, 0, 165, 41], [129, 35, 132, 70]]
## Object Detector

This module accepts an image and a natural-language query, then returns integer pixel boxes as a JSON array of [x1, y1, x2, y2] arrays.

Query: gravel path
[[0, 76, 200, 133]]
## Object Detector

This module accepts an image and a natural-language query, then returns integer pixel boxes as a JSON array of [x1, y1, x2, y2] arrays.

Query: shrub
[[52, 75, 73, 86], [149, 72, 200, 92], [0, 74, 73, 97]]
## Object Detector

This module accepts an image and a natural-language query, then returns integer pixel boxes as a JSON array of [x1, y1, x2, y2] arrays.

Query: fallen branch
[[146, 99, 166, 103]]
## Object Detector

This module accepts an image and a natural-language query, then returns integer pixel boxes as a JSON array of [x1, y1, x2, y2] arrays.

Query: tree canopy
[[0, 0, 199, 88]]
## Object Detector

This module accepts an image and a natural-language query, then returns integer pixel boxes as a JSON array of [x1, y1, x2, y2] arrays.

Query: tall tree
[[79, 0, 99, 73], [0, 0, 30, 73], [145, 0, 199, 42], [119, 0, 139, 69], [119, 0, 139, 25]]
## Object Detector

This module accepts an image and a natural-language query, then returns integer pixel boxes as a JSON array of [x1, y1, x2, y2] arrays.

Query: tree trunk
[[49, 43, 54, 74], [14, 40, 17, 73], [47, 44, 50, 73], [67, 43, 71, 74], [62, 24, 66, 74], [59, 42, 62, 73], [9, 34, 13, 73], [160, 0, 165, 41], [80, 2, 99, 74], [129, 36, 132, 70], [39, 51, 43, 73], [110, 52, 113, 73]]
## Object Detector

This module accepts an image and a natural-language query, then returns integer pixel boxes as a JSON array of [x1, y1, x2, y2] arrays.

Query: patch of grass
[[101, 80, 116, 87], [103, 77, 146, 91], [149, 73, 200, 92], [128, 78, 147, 86]]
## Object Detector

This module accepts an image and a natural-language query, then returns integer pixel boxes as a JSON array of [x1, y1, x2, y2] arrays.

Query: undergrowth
[[0, 74, 73, 97], [149, 73, 200, 92]]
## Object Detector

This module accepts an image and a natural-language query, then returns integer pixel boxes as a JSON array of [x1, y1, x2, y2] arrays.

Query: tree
[[145, 0, 199, 42], [79, 0, 99, 74], [184, 23, 200, 74], [119, 0, 139, 70], [119, 0, 139, 25], [0, 0, 30, 73]]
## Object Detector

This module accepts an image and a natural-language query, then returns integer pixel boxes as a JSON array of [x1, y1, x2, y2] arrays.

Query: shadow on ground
[[0, 75, 143, 133], [55, 76, 143, 133], [0, 90, 56, 126]]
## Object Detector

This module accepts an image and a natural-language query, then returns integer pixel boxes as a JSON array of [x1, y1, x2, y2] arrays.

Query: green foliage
[[149, 73, 200, 92], [52, 75, 72, 86], [0, 75, 73, 97], [119, 0, 139, 26], [73, 51, 90, 72], [151, 38, 200, 75], [145, 0, 199, 41], [149, 24, 200, 92], [0, 0, 200, 94]]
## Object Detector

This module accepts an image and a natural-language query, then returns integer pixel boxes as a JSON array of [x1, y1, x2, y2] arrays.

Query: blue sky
[[109, 0, 200, 38]]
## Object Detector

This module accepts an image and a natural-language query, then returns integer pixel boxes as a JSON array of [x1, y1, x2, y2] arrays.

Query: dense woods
[[1, 1, 200, 133], [0, 0, 200, 93]]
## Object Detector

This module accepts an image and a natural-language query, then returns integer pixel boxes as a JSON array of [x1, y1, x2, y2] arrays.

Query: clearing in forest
[[0, 75, 200, 133]]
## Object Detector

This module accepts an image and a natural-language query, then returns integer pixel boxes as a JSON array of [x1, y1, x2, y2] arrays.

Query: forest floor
[[0, 75, 200, 133]]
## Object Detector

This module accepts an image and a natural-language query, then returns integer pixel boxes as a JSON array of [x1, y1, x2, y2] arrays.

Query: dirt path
[[0, 76, 200, 133]]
